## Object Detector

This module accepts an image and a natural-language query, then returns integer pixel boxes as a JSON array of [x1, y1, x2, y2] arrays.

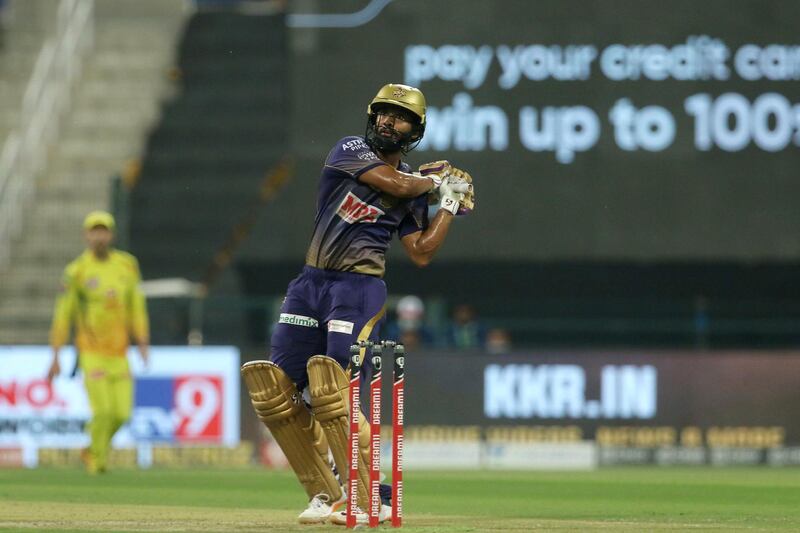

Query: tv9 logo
[[132, 376, 223, 442]]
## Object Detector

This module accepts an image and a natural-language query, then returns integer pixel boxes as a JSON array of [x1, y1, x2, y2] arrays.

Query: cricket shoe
[[297, 492, 344, 524], [328, 504, 392, 526], [80, 448, 106, 475]]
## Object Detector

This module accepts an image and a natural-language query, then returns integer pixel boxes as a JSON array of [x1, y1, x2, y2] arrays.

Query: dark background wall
[[128, 1, 800, 348]]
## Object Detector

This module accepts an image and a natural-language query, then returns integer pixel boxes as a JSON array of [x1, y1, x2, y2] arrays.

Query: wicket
[[347, 340, 405, 528]]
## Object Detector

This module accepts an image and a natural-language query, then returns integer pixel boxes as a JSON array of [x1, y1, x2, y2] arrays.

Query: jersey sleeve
[[324, 137, 387, 180], [49, 263, 78, 347], [397, 195, 430, 239], [126, 256, 150, 343]]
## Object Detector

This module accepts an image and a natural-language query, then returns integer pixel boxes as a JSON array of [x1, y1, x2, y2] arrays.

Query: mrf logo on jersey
[[130, 376, 223, 443], [337, 192, 385, 224]]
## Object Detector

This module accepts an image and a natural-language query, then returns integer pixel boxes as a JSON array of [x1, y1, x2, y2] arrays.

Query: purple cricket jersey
[[270, 136, 429, 390], [305, 136, 429, 278]]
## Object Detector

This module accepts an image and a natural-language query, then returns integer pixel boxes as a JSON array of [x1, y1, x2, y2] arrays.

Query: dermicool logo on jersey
[[337, 192, 385, 224]]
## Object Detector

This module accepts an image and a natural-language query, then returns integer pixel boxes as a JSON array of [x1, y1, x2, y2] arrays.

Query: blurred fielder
[[47, 211, 150, 474], [242, 83, 474, 525]]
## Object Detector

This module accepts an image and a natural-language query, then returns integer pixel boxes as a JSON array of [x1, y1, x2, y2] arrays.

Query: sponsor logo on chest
[[342, 139, 370, 151], [337, 191, 385, 224]]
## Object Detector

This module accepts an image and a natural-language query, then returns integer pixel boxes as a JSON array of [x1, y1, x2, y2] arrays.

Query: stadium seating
[[0, 0, 186, 343], [129, 11, 288, 282], [126, 10, 288, 344]]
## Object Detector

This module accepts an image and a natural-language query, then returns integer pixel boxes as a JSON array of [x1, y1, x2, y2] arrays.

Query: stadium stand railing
[[0, 0, 93, 270]]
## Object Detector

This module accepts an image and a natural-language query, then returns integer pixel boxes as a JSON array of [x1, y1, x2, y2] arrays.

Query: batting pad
[[241, 360, 342, 501], [307, 355, 372, 509]]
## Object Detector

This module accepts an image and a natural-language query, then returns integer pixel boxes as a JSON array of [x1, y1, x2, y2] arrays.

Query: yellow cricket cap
[[83, 210, 116, 230]]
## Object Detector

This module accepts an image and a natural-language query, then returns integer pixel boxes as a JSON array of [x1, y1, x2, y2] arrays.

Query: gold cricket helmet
[[367, 83, 426, 125]]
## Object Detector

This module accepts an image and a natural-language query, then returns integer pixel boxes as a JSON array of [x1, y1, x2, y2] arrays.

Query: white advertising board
[[0, 346, 240, 464]]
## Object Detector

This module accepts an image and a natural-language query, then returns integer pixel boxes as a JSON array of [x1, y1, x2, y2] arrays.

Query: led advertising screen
[[269, 0, 800, 262]]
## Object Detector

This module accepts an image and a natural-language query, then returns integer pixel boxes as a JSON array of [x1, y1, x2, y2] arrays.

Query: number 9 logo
[[175, 377, 222, 439]]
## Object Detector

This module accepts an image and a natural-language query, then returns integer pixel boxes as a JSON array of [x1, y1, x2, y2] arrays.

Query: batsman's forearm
[[412, 210, 454, 264], [361, 165, 435, 198], [385, 170, 435, 197]]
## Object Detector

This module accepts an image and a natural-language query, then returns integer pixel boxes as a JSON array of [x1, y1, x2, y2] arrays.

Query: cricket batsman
[[241, 83, 475, 525], [47, 210, 150, 474]]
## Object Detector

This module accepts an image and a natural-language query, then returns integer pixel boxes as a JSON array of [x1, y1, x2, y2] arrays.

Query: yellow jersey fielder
[[47, 210, 150, 474]]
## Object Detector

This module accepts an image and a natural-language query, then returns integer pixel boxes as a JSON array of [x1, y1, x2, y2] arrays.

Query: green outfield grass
[[1, 467, 800, 532]]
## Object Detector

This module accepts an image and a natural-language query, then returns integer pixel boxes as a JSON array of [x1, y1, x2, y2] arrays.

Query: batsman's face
[[85, 226, 113, 254], [375, 108, 414, 142]]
